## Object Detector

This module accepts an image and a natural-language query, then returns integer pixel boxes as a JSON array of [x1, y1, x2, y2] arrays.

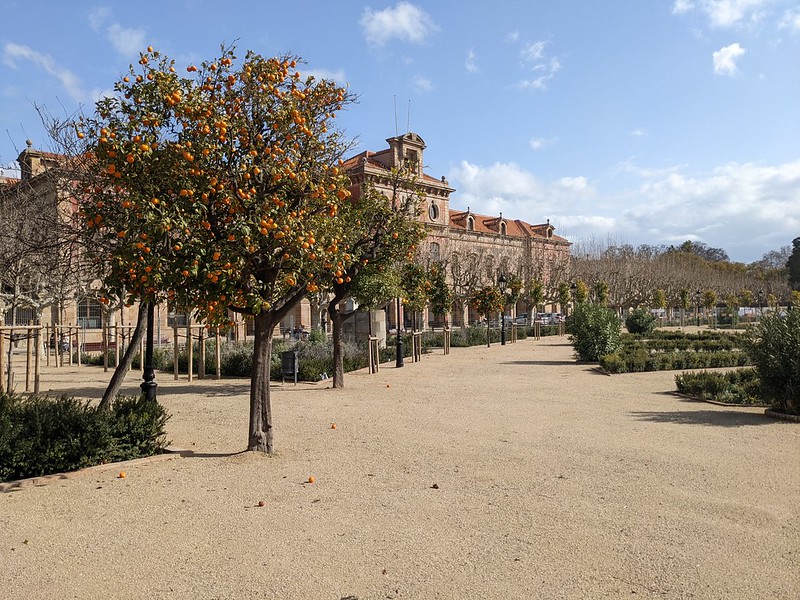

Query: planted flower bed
[[599, 331, 750, 374]]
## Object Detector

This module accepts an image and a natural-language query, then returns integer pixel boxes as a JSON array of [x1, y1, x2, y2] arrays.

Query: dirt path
[[2, 335, 798, 599]]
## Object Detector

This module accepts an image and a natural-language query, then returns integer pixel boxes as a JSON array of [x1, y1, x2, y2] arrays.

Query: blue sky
[[2, 0, 798, 263]]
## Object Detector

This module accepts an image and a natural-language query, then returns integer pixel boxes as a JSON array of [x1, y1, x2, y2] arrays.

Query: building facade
[[2, 134, 571, 344], [342, 132, 572, 327]]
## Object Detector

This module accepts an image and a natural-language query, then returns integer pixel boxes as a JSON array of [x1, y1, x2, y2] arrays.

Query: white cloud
[[713, 42, 746, 75], [412, 74, 434, 93], [529, 137, 557, 150], [779, 8, 800, 32], [360, 2, 439, 46], [87, 6, 111, 30], [704, 0, 769, 28], [517, 40, 561, 90], [506, 31, 519, 43], [303, 68, 348, 85], [672, 0, 695, 15], [448, 160, 596, 224], [88, 7, 147, 57], [106, 23, 147, 56], [2, 42, 89, 103], [448, 158, 800, 262], [520, 41, 547, 63], [619, 160, 800, 259], [465, 49, 479, 73], [557, 176, 589, 191], [673, 0, 772, 28], [630, 128, 648, 137]]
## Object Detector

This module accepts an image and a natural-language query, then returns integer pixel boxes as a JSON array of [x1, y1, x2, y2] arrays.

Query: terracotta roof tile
[[448, 209, 568, 242]]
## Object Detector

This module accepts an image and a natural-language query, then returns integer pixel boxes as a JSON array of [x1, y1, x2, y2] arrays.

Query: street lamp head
[[497, 273, 507, 291]]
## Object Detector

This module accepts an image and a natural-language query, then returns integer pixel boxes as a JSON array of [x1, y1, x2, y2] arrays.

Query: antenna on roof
[[407, 100, 411, 133], [393, 95, 398, 137]]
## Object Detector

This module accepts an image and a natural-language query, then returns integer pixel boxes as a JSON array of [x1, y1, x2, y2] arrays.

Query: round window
[[428, 203, 439, 221]]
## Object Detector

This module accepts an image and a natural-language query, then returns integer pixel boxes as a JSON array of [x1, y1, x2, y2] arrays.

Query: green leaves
[[73, 45, 356, 326], [469, 285, 503, 318], [745, 306, 800, 414], [570, 302, 622, 361]]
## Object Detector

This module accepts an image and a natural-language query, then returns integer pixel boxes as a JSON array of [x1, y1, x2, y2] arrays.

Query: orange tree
[[504, 274, 523, 315], [323, 174, 425, 388], [427, 262, 453, 326], [469, 285, 503, 347], [73, 46, 355, 452], [400, 262, 430, 332]]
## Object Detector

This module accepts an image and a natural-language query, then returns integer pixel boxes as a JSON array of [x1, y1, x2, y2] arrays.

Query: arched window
[[430, 241, 441, 262], [467, 216, 474, 231], [428, 202, 439, 221], [485, 255, 495, 280], [500, 222, 507, 235]]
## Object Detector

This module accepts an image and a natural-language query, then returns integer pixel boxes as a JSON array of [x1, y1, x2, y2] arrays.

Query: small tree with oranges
[[469, 285, 503, 347], [322, 162, 425, 388], [72, 46, 355, 453]]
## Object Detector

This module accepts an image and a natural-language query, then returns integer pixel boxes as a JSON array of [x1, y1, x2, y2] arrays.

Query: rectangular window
[[77, 298, 103, 329], [167, 312, 188, 328], [3, 306, 36, 326]]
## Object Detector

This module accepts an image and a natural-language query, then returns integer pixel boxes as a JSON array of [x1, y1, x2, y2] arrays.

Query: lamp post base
[[140, 302, 157, 402]]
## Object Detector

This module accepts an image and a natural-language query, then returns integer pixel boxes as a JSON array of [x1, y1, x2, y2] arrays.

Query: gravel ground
[[1, 335, 798, 599]]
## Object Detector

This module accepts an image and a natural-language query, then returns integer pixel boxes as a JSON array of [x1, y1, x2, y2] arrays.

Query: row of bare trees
[[570, 239, 792, 313]]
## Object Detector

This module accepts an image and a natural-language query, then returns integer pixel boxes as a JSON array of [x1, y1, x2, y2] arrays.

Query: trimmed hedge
[[599, 330, 750, 373], [674, 368, 765, 405], [601, 349, 750, 373], [0, 393, 170, 483]]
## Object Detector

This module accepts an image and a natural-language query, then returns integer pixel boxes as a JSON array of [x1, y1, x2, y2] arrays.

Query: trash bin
[[281, 350, 298, 385]]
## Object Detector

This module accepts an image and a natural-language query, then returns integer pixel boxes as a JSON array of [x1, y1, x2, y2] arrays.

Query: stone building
[[2, 133, 570, 346], [0, 144, 187, 349], [342, 132, 572, 328]]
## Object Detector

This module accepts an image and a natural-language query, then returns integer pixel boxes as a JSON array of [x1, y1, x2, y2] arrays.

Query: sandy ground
[[1, 334, 798, 599]]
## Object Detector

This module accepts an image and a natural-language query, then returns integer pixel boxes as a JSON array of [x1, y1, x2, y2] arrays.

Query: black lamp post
[[140, 302, 157, 401], [695, 289, 702, 327], [570, 281, 577, 314], [395, 296, 404, 368], [758, 289, 764, 317], [498, 273, 507, 345]]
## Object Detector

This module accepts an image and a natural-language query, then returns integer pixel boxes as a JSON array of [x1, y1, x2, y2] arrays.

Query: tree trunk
[[99, 302, 147, 409], [249, 310, 275, 453], [330, 302, 345, 389]]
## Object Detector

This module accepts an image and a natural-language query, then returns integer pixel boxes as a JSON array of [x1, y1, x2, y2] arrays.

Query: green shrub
[[599, 353, 627, 373], [570, 303, 622, 361], [306, 328, 326, 344], [674, 368, 763, 405], [107, 395, 171, 461], [744, 307, 800, 415], [0, 392, 170, 483], [625, 308, 657, 335]]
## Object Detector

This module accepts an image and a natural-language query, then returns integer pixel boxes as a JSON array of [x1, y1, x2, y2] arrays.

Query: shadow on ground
[[629, 409, 772, 427], [505, 360, 578, 366], [36, 379, 329, 400]]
